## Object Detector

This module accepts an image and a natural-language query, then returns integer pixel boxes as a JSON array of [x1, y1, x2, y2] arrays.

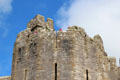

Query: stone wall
[[11, 15, 55, 80], [10, 14, 120, 80]]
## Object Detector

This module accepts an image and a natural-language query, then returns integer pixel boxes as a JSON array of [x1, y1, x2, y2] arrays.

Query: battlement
[[109, 57, 116, 65], [27, 14, 54, 31], [67, 26, 85, 31], [93, 34, 103, 45]]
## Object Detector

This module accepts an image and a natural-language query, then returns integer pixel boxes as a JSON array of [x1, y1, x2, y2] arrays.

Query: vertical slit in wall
[[86, 69, 88, 80], [55, 63, 57, 80], [24, 69, 27, 80]]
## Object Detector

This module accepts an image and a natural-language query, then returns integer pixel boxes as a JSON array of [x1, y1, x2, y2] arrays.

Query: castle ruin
[[0, 14, 120, 80]]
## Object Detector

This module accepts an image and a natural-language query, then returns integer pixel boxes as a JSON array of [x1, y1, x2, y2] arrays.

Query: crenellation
[[93, 35, 105, 54], [27, 14, 45, 30], [46, 18, 54, 30], [93, 34, 103, 44], [108, 57, 117, 71], [27, 14, 54, 32]]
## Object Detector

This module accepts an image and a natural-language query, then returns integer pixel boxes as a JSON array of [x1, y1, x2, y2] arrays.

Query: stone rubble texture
[[0, 14, 120, 80]]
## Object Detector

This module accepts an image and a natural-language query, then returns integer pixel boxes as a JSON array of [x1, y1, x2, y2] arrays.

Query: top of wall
[[18, 14, 119, 67], [27, 14, 54, 31]]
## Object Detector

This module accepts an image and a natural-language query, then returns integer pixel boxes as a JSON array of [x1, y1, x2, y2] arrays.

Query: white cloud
[[0, 0, 13, 37], [56, 0, 120, 65], [0, 0, 12, 13]]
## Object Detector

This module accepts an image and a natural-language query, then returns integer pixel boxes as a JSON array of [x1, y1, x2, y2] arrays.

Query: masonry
[[0, 14, 120, 80]]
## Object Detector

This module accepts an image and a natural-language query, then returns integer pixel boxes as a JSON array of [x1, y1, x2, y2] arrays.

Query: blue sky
[[0, 0, 69, 76], [0, 0, 120, 77]]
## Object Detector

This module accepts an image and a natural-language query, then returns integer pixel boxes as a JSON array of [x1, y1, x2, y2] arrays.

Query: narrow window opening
[[86, 69, 88, 80], [55, 63, 57, 80], [24, 69, 27, 80], [18, 47, 24, 62], [18, 48, 22, 56]]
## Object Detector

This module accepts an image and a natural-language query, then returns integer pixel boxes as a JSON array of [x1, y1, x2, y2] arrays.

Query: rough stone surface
[[1, 14, 120, 80]]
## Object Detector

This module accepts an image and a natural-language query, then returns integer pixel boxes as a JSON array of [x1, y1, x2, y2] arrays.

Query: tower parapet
[[27, 14, 54, 31], [93, 35, 107, 56], [46, 18, 54, 29], [108, 57, 117, 71]]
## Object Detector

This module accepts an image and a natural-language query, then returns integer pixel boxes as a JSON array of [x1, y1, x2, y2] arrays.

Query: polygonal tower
[[11, 14, 120, 80]]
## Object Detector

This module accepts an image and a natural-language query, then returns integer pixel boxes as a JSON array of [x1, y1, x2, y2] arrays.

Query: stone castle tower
[[0, 14, 120, 80]]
